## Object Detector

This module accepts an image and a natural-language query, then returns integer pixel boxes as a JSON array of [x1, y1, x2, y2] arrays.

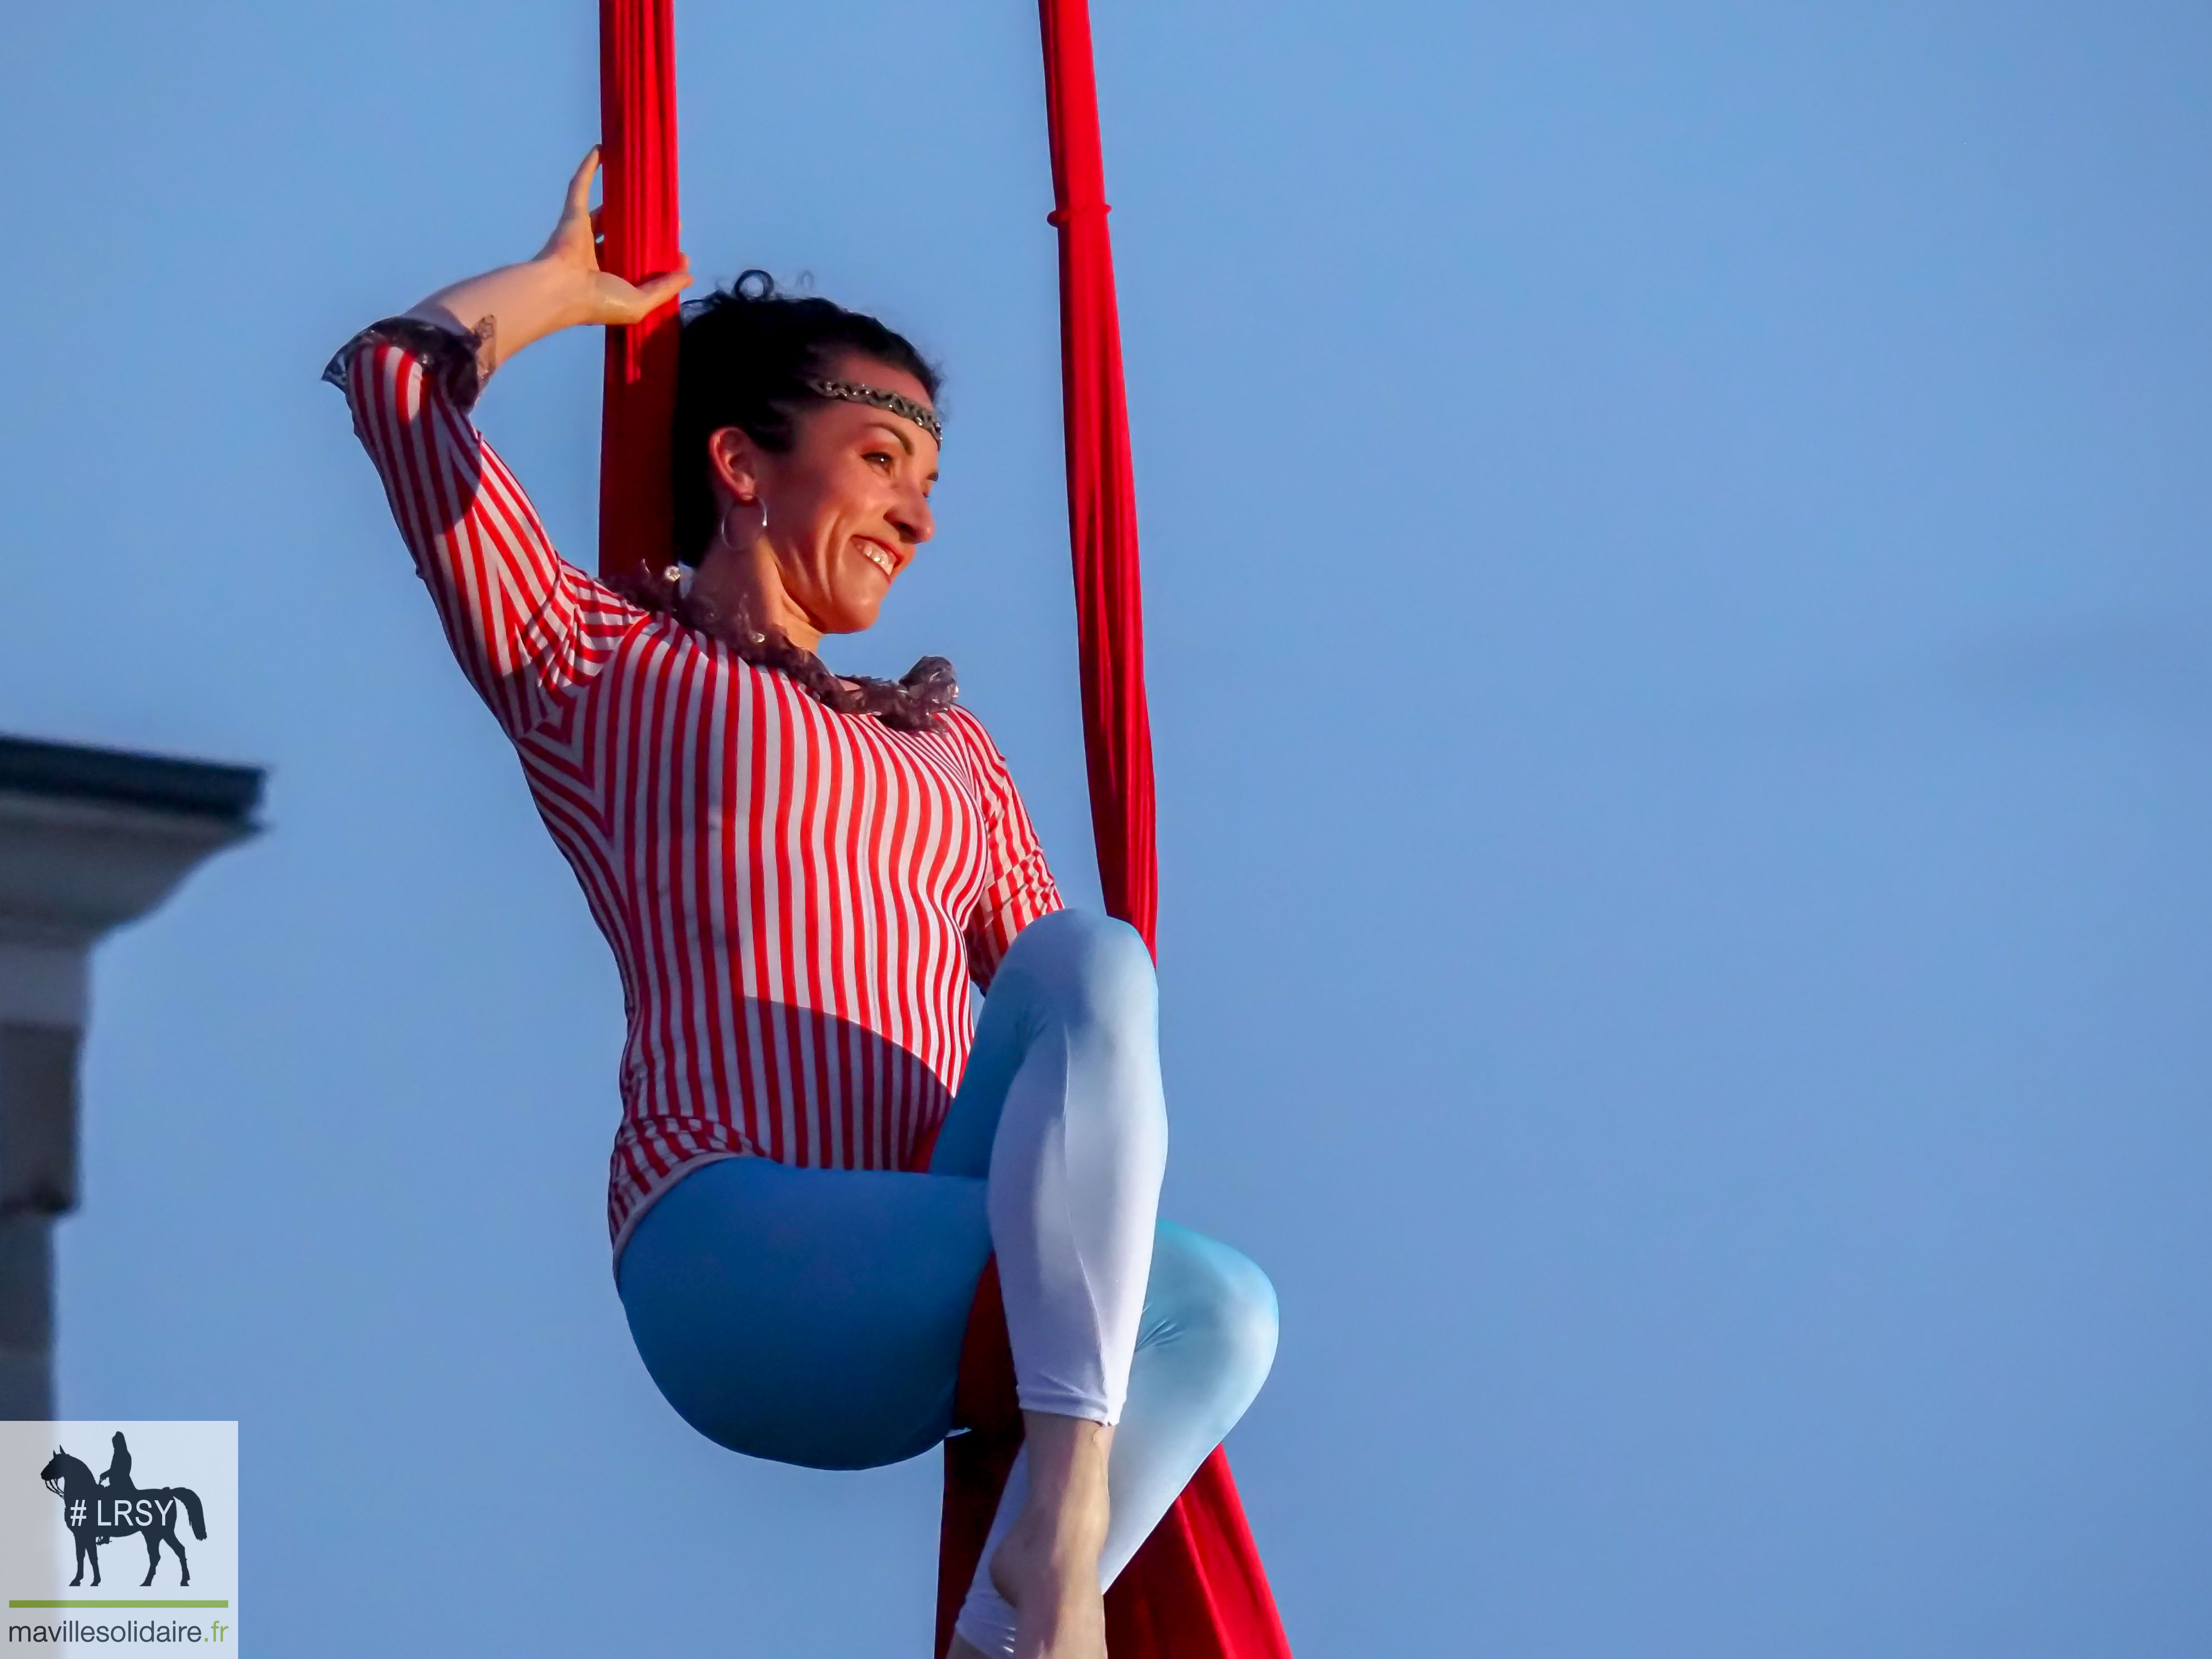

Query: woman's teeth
[[859, 542, 895, 577]]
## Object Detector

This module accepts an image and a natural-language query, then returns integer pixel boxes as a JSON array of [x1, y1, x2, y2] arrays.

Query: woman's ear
[[706, 425, 765, 506]]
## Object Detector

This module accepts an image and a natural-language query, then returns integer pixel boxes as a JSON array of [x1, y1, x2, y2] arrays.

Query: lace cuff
[[320, 314, 496, 413]]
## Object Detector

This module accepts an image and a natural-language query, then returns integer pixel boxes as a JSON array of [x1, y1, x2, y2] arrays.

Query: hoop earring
[[719, 494, 768, 551]]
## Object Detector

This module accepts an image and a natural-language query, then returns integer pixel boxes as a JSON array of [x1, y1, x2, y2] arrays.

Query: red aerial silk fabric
[[594, 1, 1289, 1651], [1036, 0, 1155, 949], [933, 6, 1293, 1657], [596, 0, 682, 589]]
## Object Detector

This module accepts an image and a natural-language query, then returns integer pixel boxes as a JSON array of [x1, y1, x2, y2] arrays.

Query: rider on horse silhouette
[[99, 1431, 134, 1495]]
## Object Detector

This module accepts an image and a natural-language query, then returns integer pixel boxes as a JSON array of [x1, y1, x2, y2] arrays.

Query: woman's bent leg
[[931, 909, 1170, 1426], [933, 911, 1170, 1658], [954, 1223, 1279, 1655], [617, 1155, 990, 1470]]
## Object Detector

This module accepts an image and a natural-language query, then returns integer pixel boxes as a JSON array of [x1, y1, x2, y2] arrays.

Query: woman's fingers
[[633, 263, 694, 311], [544, 147, 688, 320], [594, 263, 693, 323], [534, 148, 608, 271], [564, 147, 601, 221]]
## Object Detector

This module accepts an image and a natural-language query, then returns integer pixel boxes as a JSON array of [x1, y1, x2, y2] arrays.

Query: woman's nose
[[894, 487, 935, 546]]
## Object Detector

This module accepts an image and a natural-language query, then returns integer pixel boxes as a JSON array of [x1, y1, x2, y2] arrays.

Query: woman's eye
[[865, 451, 894, 469]]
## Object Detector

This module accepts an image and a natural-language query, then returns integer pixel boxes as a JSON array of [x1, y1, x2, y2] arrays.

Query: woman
[[328, 152, 1277, 1659]]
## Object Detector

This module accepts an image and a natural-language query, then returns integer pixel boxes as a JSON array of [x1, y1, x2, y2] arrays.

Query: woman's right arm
[[327, 151, 691, 739]]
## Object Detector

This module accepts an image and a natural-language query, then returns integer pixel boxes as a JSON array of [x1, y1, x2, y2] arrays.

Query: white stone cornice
[[0, 789, 257, 950]]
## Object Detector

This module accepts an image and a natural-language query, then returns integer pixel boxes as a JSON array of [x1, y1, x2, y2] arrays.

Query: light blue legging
[[615, 910, 1278, 1655]]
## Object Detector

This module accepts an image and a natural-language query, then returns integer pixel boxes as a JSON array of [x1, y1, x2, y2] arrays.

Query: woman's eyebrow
[[865, 418, 917, 457]]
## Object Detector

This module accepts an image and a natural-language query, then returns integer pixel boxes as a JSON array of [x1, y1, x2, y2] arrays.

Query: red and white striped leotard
[[337, 329, 1065, 1258]]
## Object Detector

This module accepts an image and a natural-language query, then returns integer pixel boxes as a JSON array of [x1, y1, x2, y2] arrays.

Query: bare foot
[[989, 1513, 1106, 1659], [987, 1414, 1113, 1659]]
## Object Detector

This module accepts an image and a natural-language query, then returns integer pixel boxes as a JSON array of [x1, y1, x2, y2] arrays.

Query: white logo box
[[0, 1422, 238, 1653]]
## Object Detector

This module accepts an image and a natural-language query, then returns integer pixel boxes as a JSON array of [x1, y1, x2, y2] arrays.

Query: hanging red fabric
[[594, 1, 1290, 1651], [1036, 0, 1155, 948], [934, 5, 1293, 1656], [596, 0, 682, 588]]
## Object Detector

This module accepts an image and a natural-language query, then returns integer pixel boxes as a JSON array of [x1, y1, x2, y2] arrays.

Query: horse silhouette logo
[[37, 1432, 209, 1588]]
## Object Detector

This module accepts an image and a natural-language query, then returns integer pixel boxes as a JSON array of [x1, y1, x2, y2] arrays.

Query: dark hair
[[671, 270, 941, 564]]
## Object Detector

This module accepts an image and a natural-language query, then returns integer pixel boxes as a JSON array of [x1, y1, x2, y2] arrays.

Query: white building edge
[[0, 734, 262, 1417]]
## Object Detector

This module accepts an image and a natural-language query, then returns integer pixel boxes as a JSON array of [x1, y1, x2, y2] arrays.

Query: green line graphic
[[8, 1599, 230, 1608]]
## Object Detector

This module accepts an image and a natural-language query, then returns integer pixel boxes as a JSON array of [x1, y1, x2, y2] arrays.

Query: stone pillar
[[0, 738, 262, 1417], [0, 1018, 78, 1417]]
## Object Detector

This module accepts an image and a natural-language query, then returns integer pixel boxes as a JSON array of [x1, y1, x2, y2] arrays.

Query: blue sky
[[3, 1, 2208, 1653]]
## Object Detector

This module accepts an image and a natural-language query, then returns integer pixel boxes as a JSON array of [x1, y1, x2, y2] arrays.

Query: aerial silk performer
[[326, 0, 1292, 1651]]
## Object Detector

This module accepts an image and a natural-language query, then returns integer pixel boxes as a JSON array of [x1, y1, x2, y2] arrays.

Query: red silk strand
[[1037, 0, 1157, 953], [596, 0, 682, 587], [593, 3, 1289, 1651], [935, 7, 1292, 1659]]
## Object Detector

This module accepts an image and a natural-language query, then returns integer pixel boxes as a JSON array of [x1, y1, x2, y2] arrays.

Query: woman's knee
[[1002, 909, 1157, 1033], [1145, 1223, 1280, 1406]]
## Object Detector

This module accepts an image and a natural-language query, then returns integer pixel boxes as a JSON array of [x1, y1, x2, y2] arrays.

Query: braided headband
[[803, 378, 943, 444]]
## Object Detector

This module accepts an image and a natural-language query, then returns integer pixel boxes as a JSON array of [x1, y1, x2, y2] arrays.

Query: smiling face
[[701, 349, 940, 646]]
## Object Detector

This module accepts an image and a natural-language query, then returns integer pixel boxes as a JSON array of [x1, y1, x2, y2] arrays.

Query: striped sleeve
[[947, 707, 1066, 987], [335, 330, 641, 739]]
